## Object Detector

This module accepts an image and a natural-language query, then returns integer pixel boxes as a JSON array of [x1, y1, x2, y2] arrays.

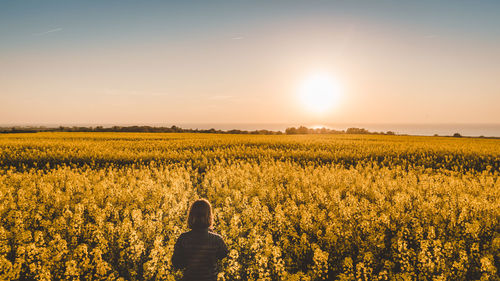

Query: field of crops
[[0, 132, 499, 281]]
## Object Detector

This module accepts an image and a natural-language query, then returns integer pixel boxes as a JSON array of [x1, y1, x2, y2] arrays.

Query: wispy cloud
[[231, 36, 244, 40], [209, 95, 233, 100], [101, 89, 169, 97], [34, 28, 63, 36]]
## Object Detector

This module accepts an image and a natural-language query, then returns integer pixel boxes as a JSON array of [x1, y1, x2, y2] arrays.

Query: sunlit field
[[0, 133, 499, 280]]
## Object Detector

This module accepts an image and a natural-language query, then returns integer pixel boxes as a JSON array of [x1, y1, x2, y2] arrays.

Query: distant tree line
[[0, 125, 395, 135], [2, 125, 484, 138], [0, 125, 283, 135], [284, 126, 396, 135]]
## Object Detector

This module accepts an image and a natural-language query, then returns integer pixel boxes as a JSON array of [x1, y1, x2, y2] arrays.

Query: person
[[172, 199, 228, 281]]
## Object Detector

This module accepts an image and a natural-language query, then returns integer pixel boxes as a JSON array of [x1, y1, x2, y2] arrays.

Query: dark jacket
[[172, 228, 229, 281]]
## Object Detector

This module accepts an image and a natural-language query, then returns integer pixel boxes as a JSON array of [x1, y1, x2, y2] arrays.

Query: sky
[[1, 0, 499, 126]]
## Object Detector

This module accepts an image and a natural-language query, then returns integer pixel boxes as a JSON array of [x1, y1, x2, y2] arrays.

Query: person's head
[[188, 199, 213, 230]]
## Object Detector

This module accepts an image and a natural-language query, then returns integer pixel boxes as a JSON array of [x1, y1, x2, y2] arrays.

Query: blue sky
[[1, 1, 499, 124]]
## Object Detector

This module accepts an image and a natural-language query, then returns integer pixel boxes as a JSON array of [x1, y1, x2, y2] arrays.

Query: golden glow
[[298, 72, 341, 114]]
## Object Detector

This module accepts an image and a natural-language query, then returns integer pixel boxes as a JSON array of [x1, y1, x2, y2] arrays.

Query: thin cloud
[[101, 89, 169, 97], [34, 28, 63, 36], [209, 95, 233, 100], [231, 36, 244, 40]]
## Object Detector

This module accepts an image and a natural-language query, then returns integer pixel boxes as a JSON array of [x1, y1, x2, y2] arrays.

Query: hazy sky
[[1, 0, 499, 125]]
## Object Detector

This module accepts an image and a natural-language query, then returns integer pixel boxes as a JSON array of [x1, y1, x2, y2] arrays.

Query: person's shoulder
[[178, 231, 192, 239], [208, 231, 225, 241], [208, 230, 222, 237]]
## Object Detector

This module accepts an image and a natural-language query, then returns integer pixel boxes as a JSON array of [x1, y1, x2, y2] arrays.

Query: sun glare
[[298, 72, 341, 114]]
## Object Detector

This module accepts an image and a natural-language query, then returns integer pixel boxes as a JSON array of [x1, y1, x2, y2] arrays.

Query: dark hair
[[188, 199, 213, 229]]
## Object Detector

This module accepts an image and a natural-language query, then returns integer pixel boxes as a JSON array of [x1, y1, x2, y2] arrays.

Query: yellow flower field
[[0, 133, 499, 280]]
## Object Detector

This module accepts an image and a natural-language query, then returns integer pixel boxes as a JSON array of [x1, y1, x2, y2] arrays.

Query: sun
[[298, 72, 341, 114]]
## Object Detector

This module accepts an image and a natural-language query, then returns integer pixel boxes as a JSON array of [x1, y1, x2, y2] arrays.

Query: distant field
[[0, 133, 499, 280]]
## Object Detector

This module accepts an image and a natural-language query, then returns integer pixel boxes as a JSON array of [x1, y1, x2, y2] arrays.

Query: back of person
[[172, 199, 228, 281]]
